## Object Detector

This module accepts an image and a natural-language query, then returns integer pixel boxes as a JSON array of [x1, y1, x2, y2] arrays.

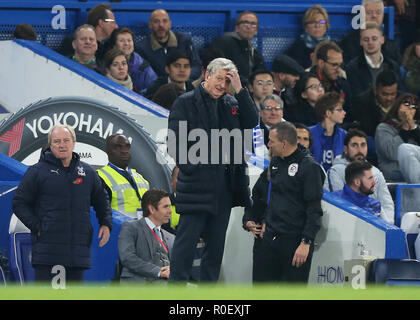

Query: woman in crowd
[[284, 72, 325, 127], [103, 48, 137, 93], [108, 27, 157, 94], [285, 5, 330, 69], [375, 93, 420, 181]]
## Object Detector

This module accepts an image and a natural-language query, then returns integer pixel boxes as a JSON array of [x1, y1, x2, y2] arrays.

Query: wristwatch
[[301, 237, 312, 245]]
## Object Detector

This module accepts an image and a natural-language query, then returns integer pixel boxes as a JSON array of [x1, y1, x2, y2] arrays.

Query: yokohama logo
[[0, 118, 25, 156]]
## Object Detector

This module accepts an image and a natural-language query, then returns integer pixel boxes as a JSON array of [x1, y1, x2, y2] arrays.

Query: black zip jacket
[[265, 144, 324, 241]]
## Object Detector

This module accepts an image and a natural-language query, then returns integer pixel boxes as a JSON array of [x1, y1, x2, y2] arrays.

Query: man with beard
[[333, 161, 382, 217], [271, 54, 304, 112], [309, 41, 353, 122], [97, 134, 150, 219], [137, 9, 201, 79], [326, 129, 394, 223]]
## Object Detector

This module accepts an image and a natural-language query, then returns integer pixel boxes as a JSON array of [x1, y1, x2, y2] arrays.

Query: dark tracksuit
[[254, 144, 324, 283]]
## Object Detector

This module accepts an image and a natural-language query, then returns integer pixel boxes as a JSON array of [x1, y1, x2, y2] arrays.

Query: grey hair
[[362, 0, 384, 8], [206, 58, 237, 75], [260, 94, 284, 109], [48, 124, 77, 145]]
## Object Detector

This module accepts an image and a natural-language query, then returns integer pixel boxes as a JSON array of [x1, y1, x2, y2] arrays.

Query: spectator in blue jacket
[[333, 160, 381, 217], [310, 91, 347, 172], [108, 27, 157, 94], [137, 9, 201, 79]]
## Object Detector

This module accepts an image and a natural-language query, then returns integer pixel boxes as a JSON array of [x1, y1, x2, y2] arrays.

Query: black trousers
[[170, 169, 233, 282], [253, 231, 314, 284], [33, 265, 85, 283]]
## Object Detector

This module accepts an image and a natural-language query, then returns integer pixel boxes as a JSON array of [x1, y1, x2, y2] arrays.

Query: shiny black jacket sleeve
[[301, 160, 324, 241], [242, 169, 268, 227], [91, 170, 113, 231], [12, 167, 41, 233]]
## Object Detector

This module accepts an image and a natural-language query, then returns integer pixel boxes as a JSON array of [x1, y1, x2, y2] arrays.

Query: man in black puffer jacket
[[168, 57, 258, 282], [12, 125, 112, 283]]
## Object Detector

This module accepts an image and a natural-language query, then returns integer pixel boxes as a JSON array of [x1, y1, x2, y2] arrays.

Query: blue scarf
[[300, 32, 330, 49]]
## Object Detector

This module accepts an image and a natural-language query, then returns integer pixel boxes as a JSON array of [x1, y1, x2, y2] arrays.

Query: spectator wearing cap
[[14, 24, 37, 40], [401, 31, 420, 96], [339, 0, 401, 65], [309, 40, 353, 122], [144, 49, 194, 99], [285, 5, 331, 69], [271, 54, 304, 115], [345, 22, 401, 101], [211, 11, 265, 81]]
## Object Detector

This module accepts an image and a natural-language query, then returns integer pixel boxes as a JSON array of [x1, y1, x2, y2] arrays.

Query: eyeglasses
[[256, 80, 274, 86], [324, 60, 343, 69], [306, 20, 326, 27], [402, 101, 418, 109], [104, 18, 116, 24], [305, 83, 324, 91], [263, 106, 283, 111], [237, 20, 258, 27]]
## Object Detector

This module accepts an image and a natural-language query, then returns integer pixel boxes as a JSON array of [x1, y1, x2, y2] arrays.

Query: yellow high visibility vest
[[97, 165, 149, 219]]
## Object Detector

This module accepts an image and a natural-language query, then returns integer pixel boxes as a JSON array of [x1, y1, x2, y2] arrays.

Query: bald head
[[149, 9, 172, 42]]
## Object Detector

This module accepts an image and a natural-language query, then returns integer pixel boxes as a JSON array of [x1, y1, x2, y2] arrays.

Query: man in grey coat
[[118, 189, 175, 282], [324, 129, 394, 224]]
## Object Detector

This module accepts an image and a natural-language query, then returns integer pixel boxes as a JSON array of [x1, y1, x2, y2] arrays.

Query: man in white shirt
[[345, 21, 401, 101]]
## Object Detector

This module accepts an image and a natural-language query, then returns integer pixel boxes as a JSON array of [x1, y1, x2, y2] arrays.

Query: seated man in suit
[[118, 189, 175, 282]]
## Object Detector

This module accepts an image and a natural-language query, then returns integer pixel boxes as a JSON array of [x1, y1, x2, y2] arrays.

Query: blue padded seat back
[[9, 232, 34, 284], [368, 259, 420, 283]]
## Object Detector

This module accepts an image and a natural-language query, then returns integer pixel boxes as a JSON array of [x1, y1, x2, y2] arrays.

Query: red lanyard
[[147, 226, 168, 254]]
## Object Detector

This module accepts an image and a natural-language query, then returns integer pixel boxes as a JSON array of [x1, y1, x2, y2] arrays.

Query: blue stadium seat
[[9, 232, 34, 284], [400, 212, 420, 259], [0, 265, 5, 286], [368, 259, 420, 286]]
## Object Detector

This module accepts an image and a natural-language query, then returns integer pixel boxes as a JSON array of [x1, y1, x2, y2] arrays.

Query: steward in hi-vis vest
[[97, 164, 149, 218]]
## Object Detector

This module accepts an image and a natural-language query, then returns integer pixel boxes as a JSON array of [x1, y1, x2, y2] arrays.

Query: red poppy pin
[[232, 107, 238, 115], [73, 178, 83, 185]]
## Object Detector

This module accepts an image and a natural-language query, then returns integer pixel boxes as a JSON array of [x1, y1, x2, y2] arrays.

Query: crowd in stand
[[12, 0, 420, 284]]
